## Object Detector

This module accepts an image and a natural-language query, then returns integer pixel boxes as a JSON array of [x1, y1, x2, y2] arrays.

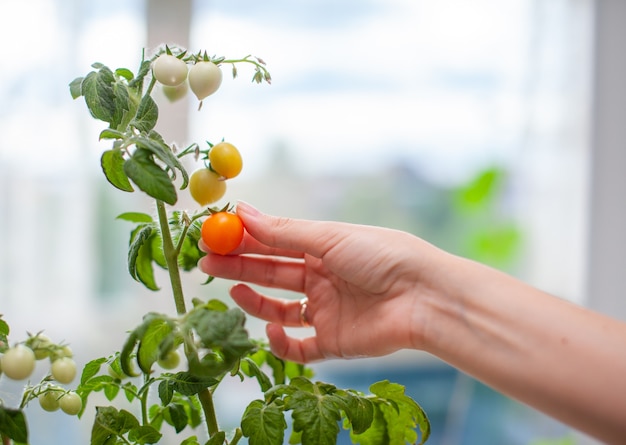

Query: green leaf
[[0, 406, 28, 443], [158, 372, 219, 405], [80, 357, 107, 384], [81, 67, 116, 123], [341, 391, 374, 435], [99, 129, 125, 140], [112, 81, 134, 130], [137, 317, 174, 374], [128, 224, 159, 290], [128, 60, 152, 89], [101, 149, 134, 193], [115, 68, 134, 81], [180, 436, 201, 445], [348, 403, 387, 445], [286, 382, 343, 445], [186, 307, 255, 361], [206, 431, 226, 445], [131, 94, 159, 132], [370, 380, 430, 445], [117, 212, 153, 223], [91, 406, 139, 445], [241, 400, 286, 445], [133, 133, 189, 189], [124, 148, 177, 205], [164, 403, 188, 433], [241, 357, 273, 392], [69, 76, 84, 99], [128, 425, 162, 444]]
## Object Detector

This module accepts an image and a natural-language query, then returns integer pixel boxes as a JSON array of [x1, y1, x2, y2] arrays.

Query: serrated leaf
[[186, 307, 254, 361], [131, 94, 159, 132], [241, 400, 286, 445], [117, 212, 153, 223], [81, 67, 116, 123], [340, 392, 374, 435], [137, 318, 174, 374], [348, 403, 387, 445], [124, 148, 177, 205], [128, 425, 162, 444], [0, 406, 28, 443], [112, 81, 134, 130], [129, 60, 152, 89], [286, 385, 343, 445], [101, 149, 134, 193], [370, 380, 430, 445], [91, 406, 139, 445]]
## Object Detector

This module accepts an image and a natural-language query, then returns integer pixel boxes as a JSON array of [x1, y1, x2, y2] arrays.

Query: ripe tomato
[[39, 388, 62, 412], [188, 61, 223, 100], [209, 142, 243, 179], [201, 212, 244, 255], [51, 357, 77, 384], [157, 350, 180, 370], [152, 54, 188, 87], [1, 345, 36, 380], [189, 168, 226, 206], [59, 391, 82, 416]]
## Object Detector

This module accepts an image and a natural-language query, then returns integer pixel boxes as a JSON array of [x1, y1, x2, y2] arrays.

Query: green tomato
[[59, 391, 82, 416], [39, 388, 62, 412], [1, 345, 36, 380], [153, 54, 188, 87], [157, 350, 181, 370], [209, 142, 243, 179], [162, 81, 188, 102], [188, 61, 222, 100], [51, 357, 77, 384], [188, 168, 227, 206], [28, 334, 53, 360]]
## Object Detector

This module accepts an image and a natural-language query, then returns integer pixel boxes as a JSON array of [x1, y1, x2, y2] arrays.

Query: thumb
[[236, 201, 346, 258]]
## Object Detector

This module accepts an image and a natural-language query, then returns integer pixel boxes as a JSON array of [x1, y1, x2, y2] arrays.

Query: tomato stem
[[155, 200, 187, 316], [155, 200, 220, 438]]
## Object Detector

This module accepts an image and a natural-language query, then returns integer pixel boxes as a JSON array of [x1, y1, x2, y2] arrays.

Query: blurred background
[[0, 0, 624, 444]]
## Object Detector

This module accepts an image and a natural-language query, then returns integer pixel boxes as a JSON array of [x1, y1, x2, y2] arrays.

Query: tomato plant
[[201, 211, 245, 255], [0, 44, 430, 445]]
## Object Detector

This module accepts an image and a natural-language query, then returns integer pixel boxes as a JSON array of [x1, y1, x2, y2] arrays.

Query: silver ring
[[299, 297, 311, 327]]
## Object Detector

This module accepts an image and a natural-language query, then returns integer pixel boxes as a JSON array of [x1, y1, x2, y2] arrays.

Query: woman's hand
[[198, 201, 444, 363]]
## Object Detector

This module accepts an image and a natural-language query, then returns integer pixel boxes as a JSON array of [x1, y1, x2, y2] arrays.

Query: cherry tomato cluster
[[1, 334, 78, 382], [189, 141, 243, 206], [152, 53, 222, 102]]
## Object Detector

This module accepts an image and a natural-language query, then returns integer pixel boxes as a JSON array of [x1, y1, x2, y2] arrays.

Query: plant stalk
[[155, 199, 220, 438]]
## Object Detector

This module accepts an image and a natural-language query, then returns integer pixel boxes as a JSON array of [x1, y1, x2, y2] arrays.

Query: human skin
[[198, 201, 626, 444]]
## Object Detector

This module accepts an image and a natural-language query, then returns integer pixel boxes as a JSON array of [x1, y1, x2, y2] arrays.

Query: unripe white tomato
[[188, 61, 223, 100], [153, 54, 188, 87]]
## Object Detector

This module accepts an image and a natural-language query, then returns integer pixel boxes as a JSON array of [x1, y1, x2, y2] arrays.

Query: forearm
[[419, 254, 626, 444]]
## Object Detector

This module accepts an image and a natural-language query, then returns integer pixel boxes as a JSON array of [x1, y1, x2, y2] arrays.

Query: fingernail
[[236, 201, 260, 217]]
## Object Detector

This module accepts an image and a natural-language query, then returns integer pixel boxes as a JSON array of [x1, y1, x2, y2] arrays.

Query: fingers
[[229, 283, 304, 326], [236, 201, 349, 259], [266, 323, 324, 363], [199, 254, 306, 292]]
